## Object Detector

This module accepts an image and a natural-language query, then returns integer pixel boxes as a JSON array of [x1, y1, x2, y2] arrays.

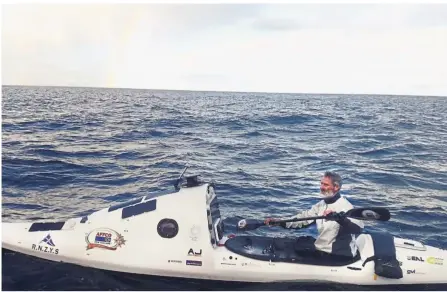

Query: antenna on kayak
[[174, 165, 189, 191]]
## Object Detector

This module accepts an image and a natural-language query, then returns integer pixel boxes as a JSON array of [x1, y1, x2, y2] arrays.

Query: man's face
[[320, 176, 339, 197]]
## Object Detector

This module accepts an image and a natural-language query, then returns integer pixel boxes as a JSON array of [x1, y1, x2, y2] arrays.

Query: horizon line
[[2, 84, 446, 98]]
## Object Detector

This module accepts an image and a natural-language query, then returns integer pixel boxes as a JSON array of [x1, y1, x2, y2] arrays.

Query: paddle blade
[[346, 207, 391, 221], [237, 219, 265, 231]]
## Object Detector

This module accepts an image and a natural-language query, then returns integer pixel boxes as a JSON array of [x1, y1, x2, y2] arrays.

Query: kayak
[[2, 170, 446, 285]]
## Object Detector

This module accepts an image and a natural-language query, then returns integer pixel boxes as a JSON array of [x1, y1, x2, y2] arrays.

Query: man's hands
[[324, 209, 345, 221], [323, 209, 333, 216]]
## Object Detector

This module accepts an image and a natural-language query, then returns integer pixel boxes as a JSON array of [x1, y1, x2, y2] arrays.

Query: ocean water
[[2, 85, 447, 290]]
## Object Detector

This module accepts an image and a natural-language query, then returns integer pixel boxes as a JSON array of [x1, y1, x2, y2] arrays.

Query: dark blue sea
[[2, 85, 447, 290]]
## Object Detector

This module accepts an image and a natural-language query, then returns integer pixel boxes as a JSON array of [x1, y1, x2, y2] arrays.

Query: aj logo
[[188, 248, 202, 256]]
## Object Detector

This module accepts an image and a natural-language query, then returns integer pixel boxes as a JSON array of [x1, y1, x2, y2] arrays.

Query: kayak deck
[[224, 235, 360, 266]]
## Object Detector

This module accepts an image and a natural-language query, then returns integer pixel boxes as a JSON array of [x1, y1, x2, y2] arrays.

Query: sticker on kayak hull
[[189, 225, 200, 241], [186, 260, 202, 266], [31, 234, 59, 255], [426, 257, 443, 265], [188, 248, 202, 257], [85, 228, 126, 250], [407, 256, 424, 262], [407, 269, 425, 275]]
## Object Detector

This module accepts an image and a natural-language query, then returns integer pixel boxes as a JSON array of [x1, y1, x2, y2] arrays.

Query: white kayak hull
[[3, 178, 447, 285]]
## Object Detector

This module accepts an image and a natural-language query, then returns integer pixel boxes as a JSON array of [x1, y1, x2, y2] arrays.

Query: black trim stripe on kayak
[[28, 222, 65, 232], [121, 199, 157, 219]]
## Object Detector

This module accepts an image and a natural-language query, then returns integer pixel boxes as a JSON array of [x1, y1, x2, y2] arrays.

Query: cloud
[[252, 18, 302, 31], [2, 3, 447, 96], [2, 4, 261, 87], [251, 3, 447, 31]]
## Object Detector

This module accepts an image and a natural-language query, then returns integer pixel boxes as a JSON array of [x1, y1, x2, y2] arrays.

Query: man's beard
[[320, 189, 335, 198]]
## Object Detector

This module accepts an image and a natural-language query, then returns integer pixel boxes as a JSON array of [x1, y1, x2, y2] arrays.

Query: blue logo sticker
[[31, 234, 59, 255], [40, 234, 56, 246]]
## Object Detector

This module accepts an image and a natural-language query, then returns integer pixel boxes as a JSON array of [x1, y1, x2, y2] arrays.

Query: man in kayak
[[264, 171, 364, 259]]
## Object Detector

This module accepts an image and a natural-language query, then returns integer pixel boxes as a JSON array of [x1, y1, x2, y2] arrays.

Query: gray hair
[[324, 171, 342, 188]]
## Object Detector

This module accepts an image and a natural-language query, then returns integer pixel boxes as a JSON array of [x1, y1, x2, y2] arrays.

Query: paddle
[[237, 207, 391, 231]]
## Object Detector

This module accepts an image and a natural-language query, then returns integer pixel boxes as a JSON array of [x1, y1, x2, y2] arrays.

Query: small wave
[[263, 114, 317, 125], [114, 151, 140, 160], [2, 203, 47, 210], [396, 121, 417, 130], [29, 148, 109, 158], [102, 192, 139, 202], [240, 130, 263, 137], [3, 157, 101, 173], [83, 175, 141, 187], [355, 148, 395, 157], [3, 173, 77, 189]]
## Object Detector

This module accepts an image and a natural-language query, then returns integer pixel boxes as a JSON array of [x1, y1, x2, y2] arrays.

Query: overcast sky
[[3, 2, 447, 96]]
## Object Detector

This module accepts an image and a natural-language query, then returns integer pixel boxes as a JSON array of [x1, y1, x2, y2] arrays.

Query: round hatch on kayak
[[157, 218, 179, 239]]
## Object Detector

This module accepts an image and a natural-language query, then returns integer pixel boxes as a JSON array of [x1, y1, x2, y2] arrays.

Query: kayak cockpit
[[224, 235, 360, 266]]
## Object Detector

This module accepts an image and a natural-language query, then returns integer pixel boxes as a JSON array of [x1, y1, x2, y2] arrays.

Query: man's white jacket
[[280, 193, 364, 257]]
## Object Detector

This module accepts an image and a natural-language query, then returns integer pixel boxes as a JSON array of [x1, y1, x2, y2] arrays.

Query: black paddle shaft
[[238, 207, 391, 231], [276, 207, 391, 224], [275, 214, 333, 224], [269, 211, 348, 225]]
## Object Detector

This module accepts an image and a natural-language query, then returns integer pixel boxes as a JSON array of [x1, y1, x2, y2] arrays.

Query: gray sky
[[3, 2, 447, 95]]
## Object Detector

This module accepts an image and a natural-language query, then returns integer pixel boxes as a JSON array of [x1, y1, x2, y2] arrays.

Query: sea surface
[[2, 85, 447, 291]]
